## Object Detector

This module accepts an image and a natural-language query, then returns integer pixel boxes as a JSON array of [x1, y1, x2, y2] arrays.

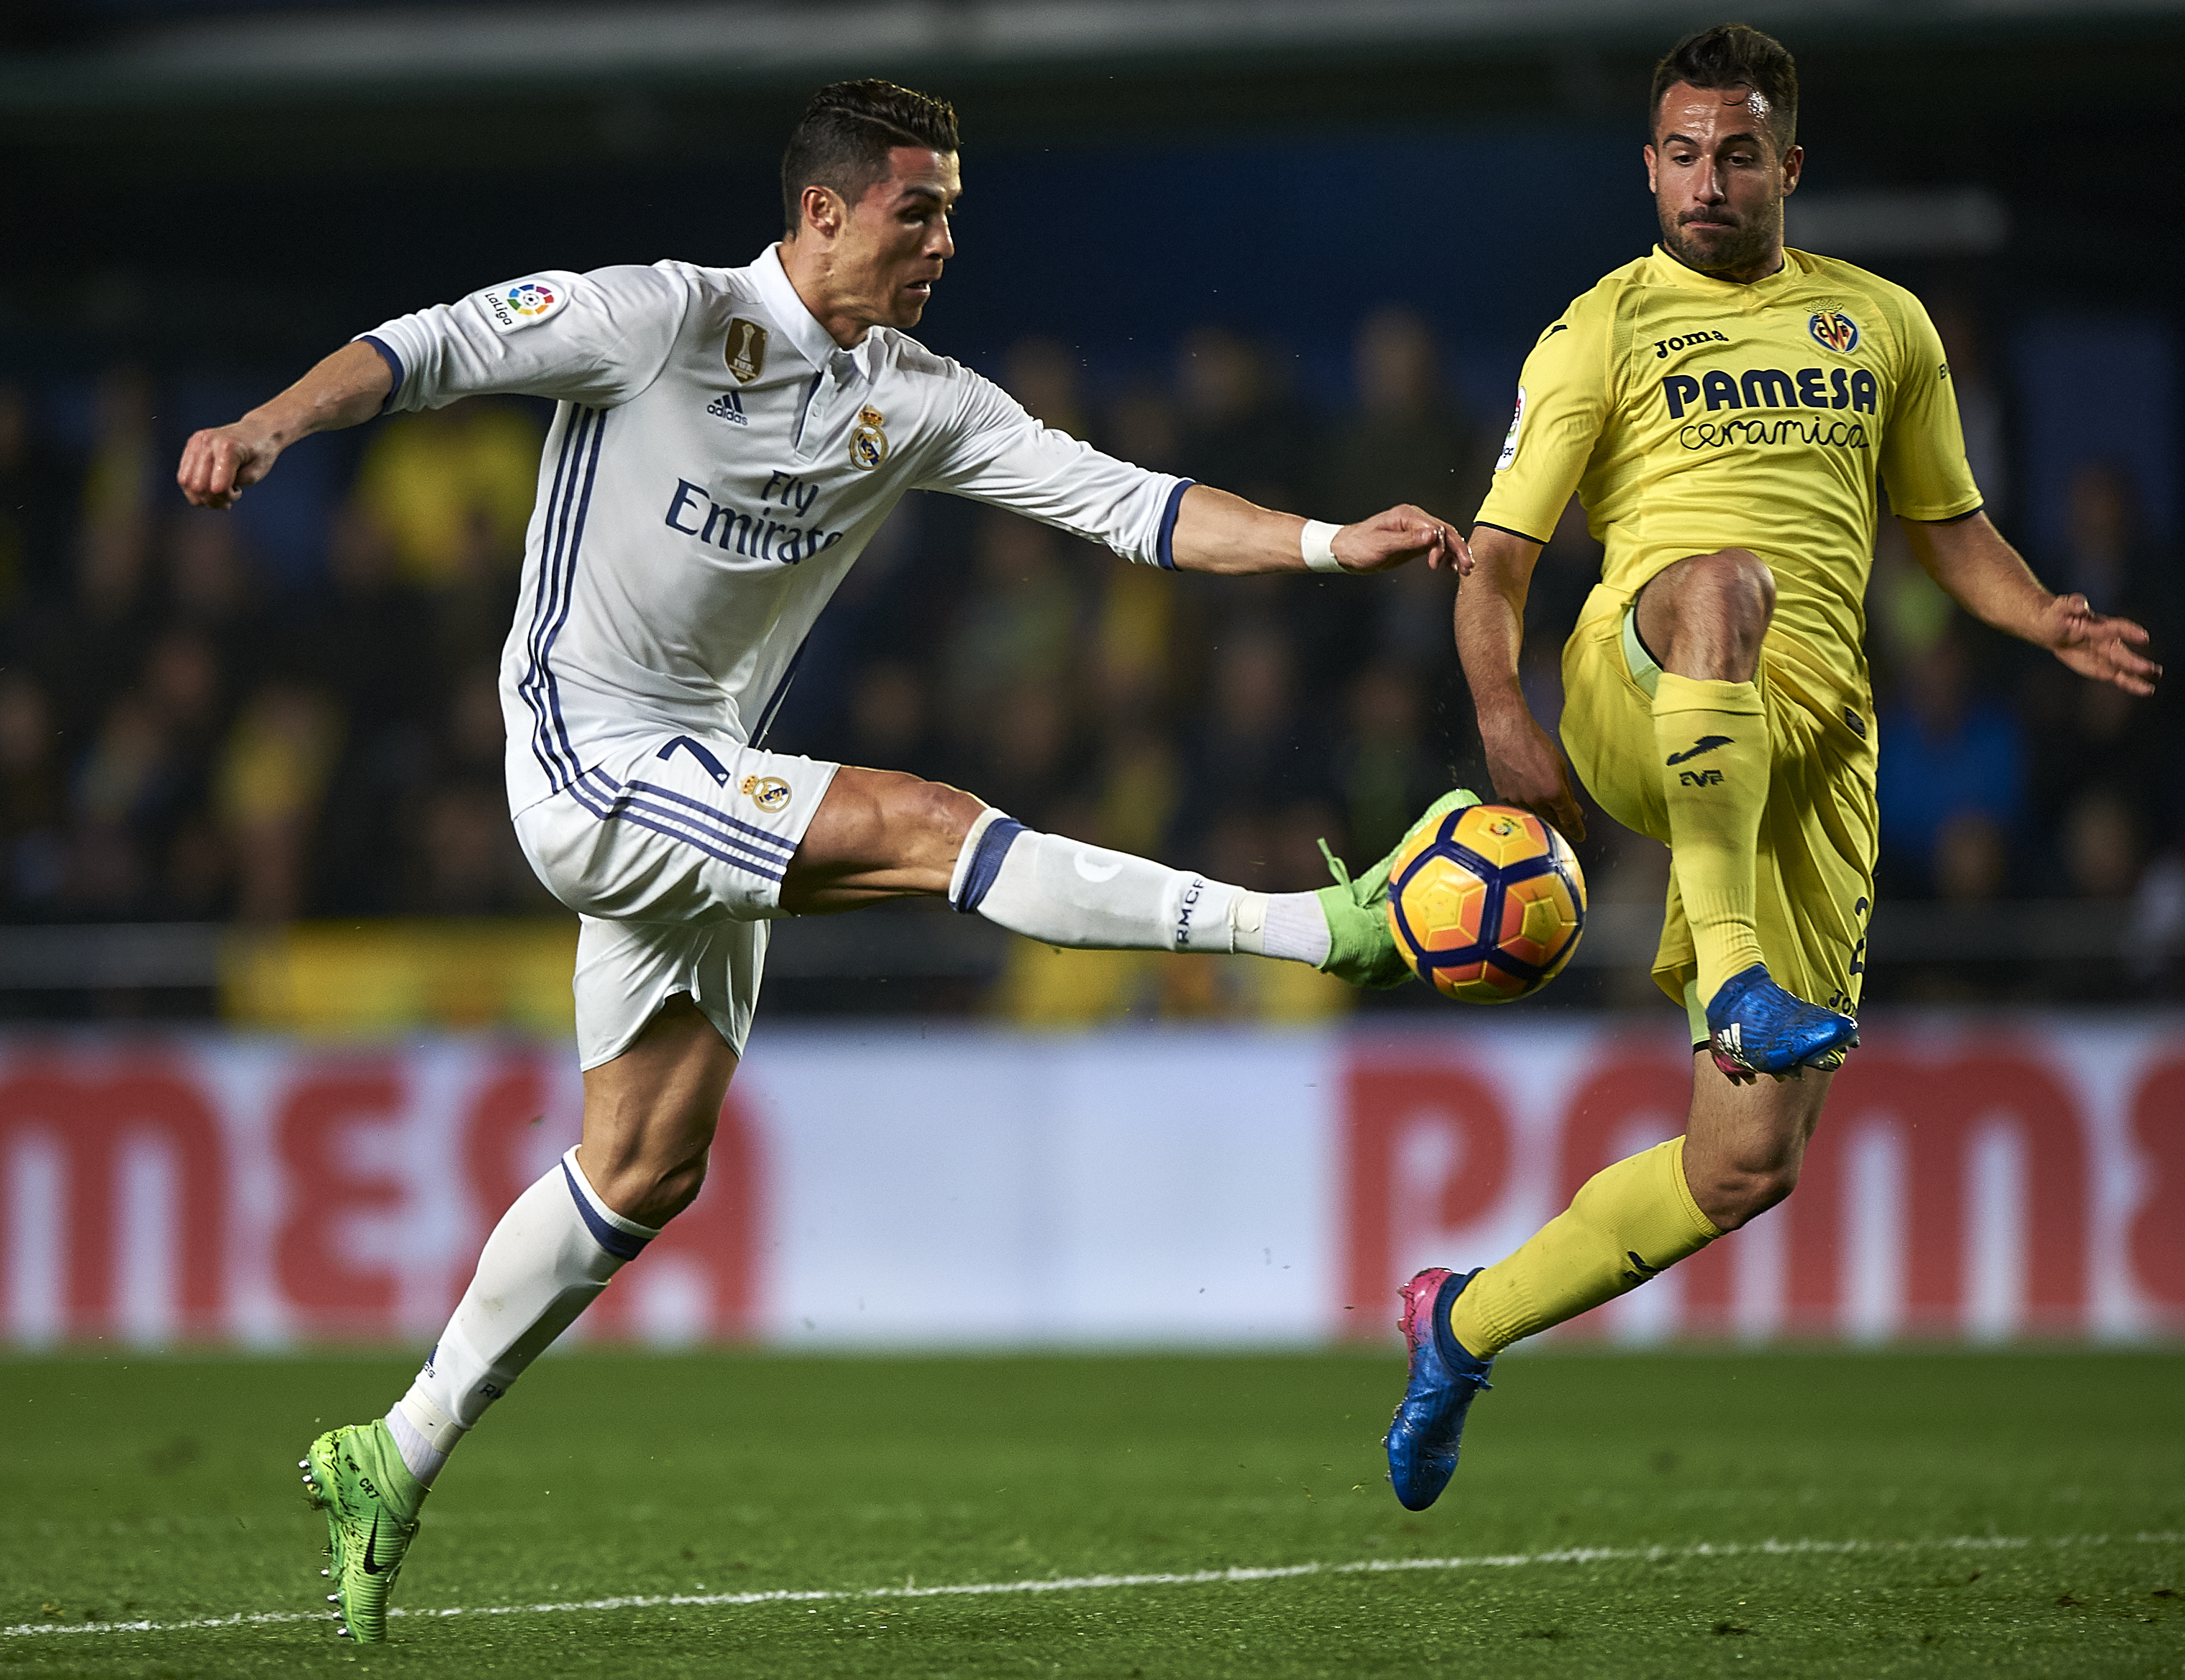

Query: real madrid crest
[[849, 405, 889, 471], [1807, 310, 1861, 355], [724, 318, 768, 384], [739, 774, 792, 813]]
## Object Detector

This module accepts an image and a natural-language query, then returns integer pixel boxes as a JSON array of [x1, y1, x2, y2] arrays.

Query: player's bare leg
[[1680, 1047, 1831, 1228], [778, 767, 981, 910], [776, 764, 1442, 986], [575, 994, 741, 1226], [1636, 550, 1857, 1080]]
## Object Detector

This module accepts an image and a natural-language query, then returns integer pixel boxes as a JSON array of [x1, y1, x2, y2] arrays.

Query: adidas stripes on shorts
[[513, 730, 840, 1068]]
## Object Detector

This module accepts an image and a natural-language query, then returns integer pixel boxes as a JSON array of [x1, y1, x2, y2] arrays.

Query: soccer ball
[[1385, 804, 1587, 1003]]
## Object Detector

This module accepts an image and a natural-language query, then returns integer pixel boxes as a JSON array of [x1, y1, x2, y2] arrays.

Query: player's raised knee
[[1640, 547, 1777, 680], [1680, 547, 1777, 629]]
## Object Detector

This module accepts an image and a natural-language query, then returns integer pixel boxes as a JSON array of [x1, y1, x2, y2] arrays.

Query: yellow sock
[[1447, 1137, 1722, 1359], [1652, 671, 1769, 1001]]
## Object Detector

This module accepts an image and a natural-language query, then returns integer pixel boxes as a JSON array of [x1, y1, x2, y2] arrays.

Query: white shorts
[[513, 730, 840, 1068]]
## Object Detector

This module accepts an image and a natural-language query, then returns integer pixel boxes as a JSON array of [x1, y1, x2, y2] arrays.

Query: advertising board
[[3, 1018, 2178, 1348]]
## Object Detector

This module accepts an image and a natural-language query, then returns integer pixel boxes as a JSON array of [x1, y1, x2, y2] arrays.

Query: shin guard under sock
[[948, 808, 1327, 962], [388, 1147, 659, 1485], [1652, 672, 1769, 1001], [1446, 1137, 1722, 1358]]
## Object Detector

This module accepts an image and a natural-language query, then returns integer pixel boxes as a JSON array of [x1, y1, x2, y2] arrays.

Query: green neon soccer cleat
[[1315, 788, 1483, 988], [302, 1421, 426, 1643]]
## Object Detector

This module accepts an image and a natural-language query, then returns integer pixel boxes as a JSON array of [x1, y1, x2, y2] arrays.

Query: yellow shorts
[[1558, 582, 1879, 1043]]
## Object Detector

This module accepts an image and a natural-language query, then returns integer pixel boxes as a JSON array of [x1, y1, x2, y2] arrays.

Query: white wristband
[[1301, 519, 1345, 573]]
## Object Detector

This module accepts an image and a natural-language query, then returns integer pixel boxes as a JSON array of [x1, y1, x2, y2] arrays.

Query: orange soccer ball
[[1385, 803, 1587, 1003]]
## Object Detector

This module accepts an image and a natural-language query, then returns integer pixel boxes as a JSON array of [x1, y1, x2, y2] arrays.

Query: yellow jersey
[[1475, 245, 1983, 668]]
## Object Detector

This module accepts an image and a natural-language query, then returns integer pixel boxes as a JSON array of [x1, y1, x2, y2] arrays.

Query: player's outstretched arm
[[176, 340, 394, 511], [1901, 511, 2160, 697], [1455, 524, 1586, 842], [1166, 484, 1468, 577]]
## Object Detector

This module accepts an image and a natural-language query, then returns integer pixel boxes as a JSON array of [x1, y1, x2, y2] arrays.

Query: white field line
[[5, 1530, 2179, 1640]]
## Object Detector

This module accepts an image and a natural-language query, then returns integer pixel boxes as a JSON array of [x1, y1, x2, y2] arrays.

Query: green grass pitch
[[1, 1346, 2179, 1678]]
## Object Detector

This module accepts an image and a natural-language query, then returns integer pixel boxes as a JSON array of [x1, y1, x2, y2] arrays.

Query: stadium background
[[0, 0, 2180, 1354]]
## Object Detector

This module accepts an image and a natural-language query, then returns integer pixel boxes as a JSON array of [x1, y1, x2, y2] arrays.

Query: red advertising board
[[1, 1019, 2178, 1347]]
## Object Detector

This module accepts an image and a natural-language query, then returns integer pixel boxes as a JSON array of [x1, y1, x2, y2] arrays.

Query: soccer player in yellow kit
[[1383, 22, 2160, 1511]]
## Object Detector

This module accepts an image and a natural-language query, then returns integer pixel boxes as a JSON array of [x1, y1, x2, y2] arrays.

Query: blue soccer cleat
[[1383, 1266, 1495, 1511], [1704, 963, 1859, 1083]]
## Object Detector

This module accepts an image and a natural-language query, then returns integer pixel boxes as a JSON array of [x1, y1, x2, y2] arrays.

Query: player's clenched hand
[[176, 422, 280, 511], [1336, 506, 1472, 576], [2039, 592, 2161, 697], [1479, 711, 1587, 844], [175, 340, 394, 511]]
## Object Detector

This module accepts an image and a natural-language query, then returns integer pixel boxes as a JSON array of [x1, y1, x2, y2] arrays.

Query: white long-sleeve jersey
[[360, 244, 1191, 818]]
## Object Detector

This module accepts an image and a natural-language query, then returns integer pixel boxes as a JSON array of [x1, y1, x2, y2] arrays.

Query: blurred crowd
[[0, 370, 547, 925], [1869, 465, 2177, 909], [0, 302, 2176, 978]]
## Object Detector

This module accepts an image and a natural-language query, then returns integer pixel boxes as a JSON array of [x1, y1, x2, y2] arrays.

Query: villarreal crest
[[1807, 310, 1861, 354]]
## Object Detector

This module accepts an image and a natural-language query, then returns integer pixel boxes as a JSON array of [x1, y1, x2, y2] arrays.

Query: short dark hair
[[1650, 23, 1798, 154], [781, 79, 960, 234]]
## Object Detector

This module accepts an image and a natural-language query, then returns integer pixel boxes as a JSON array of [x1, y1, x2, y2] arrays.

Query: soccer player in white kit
[[178, 80, 1472, 1641]]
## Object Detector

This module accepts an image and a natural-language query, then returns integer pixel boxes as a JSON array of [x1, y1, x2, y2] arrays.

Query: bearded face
[[1645, 82, 1801, 283]]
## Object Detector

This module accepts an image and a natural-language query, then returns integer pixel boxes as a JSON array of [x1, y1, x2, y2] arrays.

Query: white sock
[[1241, 892, 1334, 967], [947, 810, 1331, 965], [385, 1397, 452, 1488], [385, 1146, 659, 1486], [954, 814, 1239, 952]]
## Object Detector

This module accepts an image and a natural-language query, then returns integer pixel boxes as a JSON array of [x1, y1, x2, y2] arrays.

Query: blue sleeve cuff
[[1156, 479, 1194, 571], [357, 334, 405, 409]]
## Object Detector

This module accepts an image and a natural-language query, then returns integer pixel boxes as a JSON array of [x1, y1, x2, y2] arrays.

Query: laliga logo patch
[[1495, 386, 1527, 472], [484, 278, 565, 333], [740, 774, 792, 813], [1484, 814, 1523, 839], [506, 281, 557, 317], [848, 405, 889, 470], [1808, 310, 1861, 355]]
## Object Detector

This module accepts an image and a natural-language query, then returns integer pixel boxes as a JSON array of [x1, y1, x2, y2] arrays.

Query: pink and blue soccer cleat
[[1704, 963, 1858, 1082], [1383, 1267, 1495, 1511]]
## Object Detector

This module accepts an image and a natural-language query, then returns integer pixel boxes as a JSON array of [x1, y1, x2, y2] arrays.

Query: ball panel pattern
[[1382, 804, 1587, 1004]]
